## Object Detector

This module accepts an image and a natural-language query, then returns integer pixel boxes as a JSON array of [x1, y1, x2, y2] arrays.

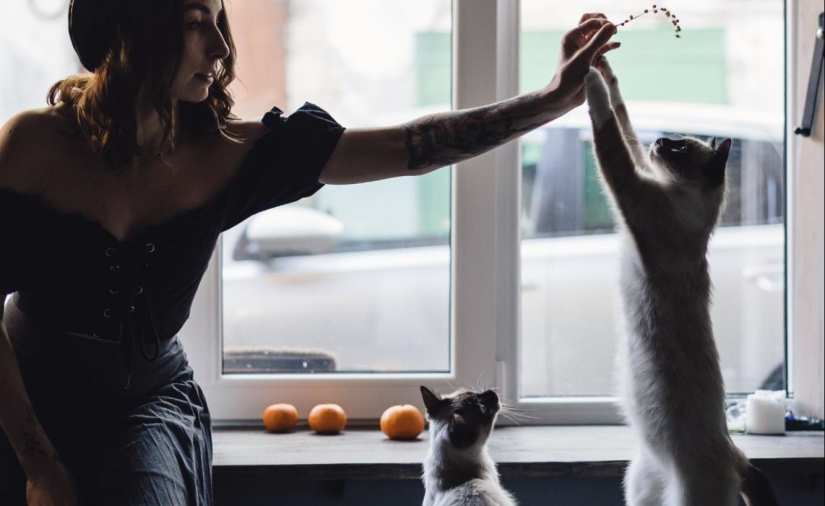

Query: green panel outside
[[418, 169, 451, 237], [521, 28, 728, 104], [581, 141, 615, 231], [414, 32, 452, 237], [415, 32, 451, 107], [522, 143, 542, 167]]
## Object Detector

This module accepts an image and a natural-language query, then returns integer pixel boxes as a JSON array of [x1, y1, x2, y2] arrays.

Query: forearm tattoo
[[404, 92, 547, 171], [19, 396, 56, 462]]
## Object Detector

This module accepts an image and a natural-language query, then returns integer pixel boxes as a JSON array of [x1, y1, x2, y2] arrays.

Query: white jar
[[745, 390, 786, 435]]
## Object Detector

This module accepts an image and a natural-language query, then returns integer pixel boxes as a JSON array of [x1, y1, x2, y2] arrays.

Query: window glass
[[220, 0, 453, 374], [519, 1, 785, 397], [0, 1, 77, 123]]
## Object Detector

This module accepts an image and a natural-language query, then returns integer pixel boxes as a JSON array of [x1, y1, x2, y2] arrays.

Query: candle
[[745, 390, 786, 435]]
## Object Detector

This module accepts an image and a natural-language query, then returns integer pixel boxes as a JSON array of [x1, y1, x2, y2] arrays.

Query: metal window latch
[[794, 12, 824, 137]]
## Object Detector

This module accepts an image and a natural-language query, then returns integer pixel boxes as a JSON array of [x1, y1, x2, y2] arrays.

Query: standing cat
[[420, 386, 517, 506], [583, 61, 780, 506]]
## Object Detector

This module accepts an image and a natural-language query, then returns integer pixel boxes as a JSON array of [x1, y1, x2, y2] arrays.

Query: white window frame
[[497, 0, 821, 425], [183, 0, 823, 425], [182, 0, 503, 423], [496, 0, 630, 425], [787, 0, 824, 419]]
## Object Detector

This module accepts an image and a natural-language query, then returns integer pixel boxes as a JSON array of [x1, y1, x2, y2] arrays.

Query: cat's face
[[649, 136, 732, 231], [649, 136, 731, 190], [421, 386, 500, 451]]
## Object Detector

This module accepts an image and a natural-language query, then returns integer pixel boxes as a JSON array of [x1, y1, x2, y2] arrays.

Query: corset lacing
[[103, 242, 161, 390]]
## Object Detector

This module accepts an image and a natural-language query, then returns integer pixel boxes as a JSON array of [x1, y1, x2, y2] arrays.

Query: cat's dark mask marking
[[420, 386, 501, 450], [652, 136, 732, 189]]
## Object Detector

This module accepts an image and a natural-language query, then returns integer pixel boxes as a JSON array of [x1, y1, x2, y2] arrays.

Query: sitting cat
[[583, 60, 780, 506], [420, 386, 516, 506]]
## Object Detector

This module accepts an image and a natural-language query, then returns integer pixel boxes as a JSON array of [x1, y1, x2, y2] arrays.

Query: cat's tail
[[740, 464, 781, 506]]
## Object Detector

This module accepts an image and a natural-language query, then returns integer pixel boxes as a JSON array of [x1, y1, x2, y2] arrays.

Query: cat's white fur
[[422, 390, 517, 506], [584, 64, 777, 506]]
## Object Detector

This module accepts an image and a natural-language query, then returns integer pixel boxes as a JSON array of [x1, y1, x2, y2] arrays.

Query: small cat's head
[[420, 386, 501, 451], [649, 136, 732, 232], [649, 136, 732, 191]]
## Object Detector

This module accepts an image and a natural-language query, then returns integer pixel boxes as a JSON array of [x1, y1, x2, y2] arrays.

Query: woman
[[0, 0, 618, 504]]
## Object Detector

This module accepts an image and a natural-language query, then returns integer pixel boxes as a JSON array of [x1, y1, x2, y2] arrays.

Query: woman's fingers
[[578, 22, 618, 63], [562, 18, 609, 55], [551, 15, 620, 104], [579, 18, 610, 40], [593, 45, 621, 69], [594, 41, 621, 62], [578, 12, 607, 24]]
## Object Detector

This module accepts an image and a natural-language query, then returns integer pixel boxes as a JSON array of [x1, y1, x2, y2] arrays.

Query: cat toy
[[617, 4, 683, 38]]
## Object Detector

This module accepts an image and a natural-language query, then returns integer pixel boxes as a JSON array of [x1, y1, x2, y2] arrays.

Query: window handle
[[794, 12, 824, 137]]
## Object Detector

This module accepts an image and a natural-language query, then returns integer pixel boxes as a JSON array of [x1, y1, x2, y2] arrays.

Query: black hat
[[68, 0, 125, 71]]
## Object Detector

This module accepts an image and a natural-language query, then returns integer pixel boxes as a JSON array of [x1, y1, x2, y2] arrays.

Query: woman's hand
[[26, 460, 80, 506], [544, 13, 620, 116]]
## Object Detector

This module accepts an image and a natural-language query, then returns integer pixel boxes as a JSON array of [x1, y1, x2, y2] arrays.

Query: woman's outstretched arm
[[319, 15, 618, 185]]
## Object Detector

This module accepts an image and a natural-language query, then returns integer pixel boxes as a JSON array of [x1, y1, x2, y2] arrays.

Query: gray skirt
[[0, 297, 213, 506]]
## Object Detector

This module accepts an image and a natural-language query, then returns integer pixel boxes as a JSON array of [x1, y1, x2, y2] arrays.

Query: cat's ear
[[709, 136, 717, 149], [714, 138, 732, 165], [705, 138, 732, 186], [421, 386, 445, 415]]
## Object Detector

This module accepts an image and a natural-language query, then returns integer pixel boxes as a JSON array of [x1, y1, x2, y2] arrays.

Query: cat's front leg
[[598, 58, 649, 170], [585, 68, 652, 226], [585, 68, 613, 129], [598, 57, 619, 92]]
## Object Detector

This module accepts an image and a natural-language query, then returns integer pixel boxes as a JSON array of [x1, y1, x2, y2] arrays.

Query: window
[[516, 1, 786, 405], [3, 0, 810, 425], [219, 0, 453, 376], [189, 0, 798, 423], [186, 0, 507, 422], [0, 1, 77, 122]]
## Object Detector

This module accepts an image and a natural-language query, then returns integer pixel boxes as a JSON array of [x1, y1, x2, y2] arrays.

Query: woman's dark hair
[[48, 0, 239, 172]]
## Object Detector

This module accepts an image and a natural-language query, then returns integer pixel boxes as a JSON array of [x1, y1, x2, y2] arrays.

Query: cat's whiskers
[[497, 399, 540, 424], [476, 377, 494, 394], [497, 406, 536, 424], [444, 379, 461, 394]]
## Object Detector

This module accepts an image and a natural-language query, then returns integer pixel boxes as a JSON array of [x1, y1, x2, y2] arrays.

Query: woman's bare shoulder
[[0, 107, 76, 190], [211, 117, 268, 165], [0, 107, 74, 145], [225, 117, 267, 143]]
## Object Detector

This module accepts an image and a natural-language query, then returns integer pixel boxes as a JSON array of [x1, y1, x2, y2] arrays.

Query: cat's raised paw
[[585, 67, 604, 86], [599, 59, 618, 85], [585, 68, 612, 127]]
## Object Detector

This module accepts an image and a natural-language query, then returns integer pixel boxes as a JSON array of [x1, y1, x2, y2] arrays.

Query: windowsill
[[212, 425, 825, 481]]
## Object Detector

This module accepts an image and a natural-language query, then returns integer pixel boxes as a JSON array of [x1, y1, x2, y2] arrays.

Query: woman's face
[[170, 0, 230, 103]]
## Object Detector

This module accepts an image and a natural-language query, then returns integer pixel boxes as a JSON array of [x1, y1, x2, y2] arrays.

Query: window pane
[[519, 1, 785, 397], [221, 0, 453, 374], [0, 2, 77, 124]]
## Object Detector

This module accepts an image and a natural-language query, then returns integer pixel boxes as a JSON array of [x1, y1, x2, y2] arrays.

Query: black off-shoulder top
[[0, 103, 345, 389]]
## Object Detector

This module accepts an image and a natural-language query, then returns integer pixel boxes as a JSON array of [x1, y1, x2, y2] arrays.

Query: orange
[[308, 404, 347, 434], [263, 404, 299, 433], [380, 405, 425, 440]]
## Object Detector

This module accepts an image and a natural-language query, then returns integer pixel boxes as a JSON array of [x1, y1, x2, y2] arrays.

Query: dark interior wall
[[215, 472, 823, 506]]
